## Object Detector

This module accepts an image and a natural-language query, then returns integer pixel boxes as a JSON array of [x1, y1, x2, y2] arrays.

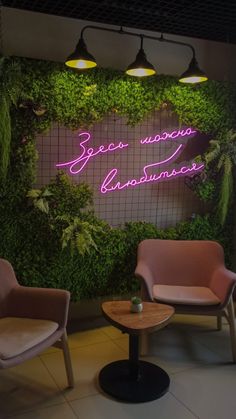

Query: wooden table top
[[101, 301, 175, 335]]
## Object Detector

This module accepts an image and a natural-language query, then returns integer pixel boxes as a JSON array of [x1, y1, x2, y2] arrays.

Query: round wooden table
[[99, 301, 174, 403]]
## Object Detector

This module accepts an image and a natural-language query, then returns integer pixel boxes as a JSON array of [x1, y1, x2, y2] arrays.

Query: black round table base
[[99, 360, 170, 403]]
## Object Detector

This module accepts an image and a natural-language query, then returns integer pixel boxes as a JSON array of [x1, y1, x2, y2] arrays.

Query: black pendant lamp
[[179, 55, 208, 84], [126, 36, 156, 77], [65, 36, 97, 69], [65, 25, 208, 84]]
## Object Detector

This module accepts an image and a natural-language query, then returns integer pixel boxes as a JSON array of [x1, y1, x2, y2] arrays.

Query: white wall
[[2, 6, 236, 81]]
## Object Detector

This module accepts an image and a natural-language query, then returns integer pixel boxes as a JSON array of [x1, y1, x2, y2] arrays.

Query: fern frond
[[205, 141, 221, 164], [35, 198, 49, 214], [217, 153, 226, 170], [56, 214, 71, 223], [75, 233, 88, 256], [227, 129, 236, 142], [42, 188, 53, 197], [27, 189, 42, 198]]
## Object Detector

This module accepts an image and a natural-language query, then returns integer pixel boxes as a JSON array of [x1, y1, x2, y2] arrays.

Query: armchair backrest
[[0, 259, 18, 317], [137, 240, 224, 286]]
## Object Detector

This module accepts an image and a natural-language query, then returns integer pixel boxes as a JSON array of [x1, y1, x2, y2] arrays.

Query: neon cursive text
[[140, 127, 196, 145], [55, 128, 204, 194], [56, 132, 129, 174], [101, 162, 204, 194]]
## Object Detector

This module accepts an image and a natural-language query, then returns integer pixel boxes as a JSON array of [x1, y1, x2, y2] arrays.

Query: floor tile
[[67, 328, 110, 349], [2, 314, 235, 419], [187, 323, 233, 362], [102, 322, 222, 374], [111, 336, 129, 354], [7, 402, 77, 419], [170, 364, 236, 419], [167, 314, 233, 363], [145, 325, 222, 373], [0, 357, 65, 418], [70, 392, 197, 419], [39, 346, 60, 356], [39, 328, 110, 357], [100, 326, 126, 340], [41, 340, 127, 401]]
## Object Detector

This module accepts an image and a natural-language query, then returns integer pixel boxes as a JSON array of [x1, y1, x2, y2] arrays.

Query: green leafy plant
[[46, 172, 93, 218], [195, 179, 216, 202], [131, 296, 142, 305], [177, 214, 220, 241], [0, 58, 22, 178], [27, 188, 53, 214], [204, 129, 236, 225], [56, 214, 101, 256]]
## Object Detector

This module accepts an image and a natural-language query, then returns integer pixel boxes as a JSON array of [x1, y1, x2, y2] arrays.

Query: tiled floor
[[1, 314, 236, 419]]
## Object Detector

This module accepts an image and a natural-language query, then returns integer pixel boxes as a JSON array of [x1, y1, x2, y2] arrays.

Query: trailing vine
[[0, 57, 22, 178]]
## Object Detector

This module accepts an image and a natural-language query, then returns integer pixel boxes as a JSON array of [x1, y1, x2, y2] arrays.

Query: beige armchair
[[0, 258, 74, 387], [135, 239, 236, 361]]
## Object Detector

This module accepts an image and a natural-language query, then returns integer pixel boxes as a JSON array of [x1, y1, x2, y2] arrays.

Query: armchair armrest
[[135, 261, 155, 301], [7, 285, 70, 329], [210, 266, 236, 305]]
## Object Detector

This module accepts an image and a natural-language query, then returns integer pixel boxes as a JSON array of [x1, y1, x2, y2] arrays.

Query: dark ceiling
[[3, 0, 236, 44]]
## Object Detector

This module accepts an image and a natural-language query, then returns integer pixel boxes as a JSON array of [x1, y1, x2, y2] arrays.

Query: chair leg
[[227, 296, 236, 363], [217, 314, 222, 331], [61, 331, 74, 388]]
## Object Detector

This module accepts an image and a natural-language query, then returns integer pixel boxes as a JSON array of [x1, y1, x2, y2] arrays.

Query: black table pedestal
[[99, 334, 170, 403]]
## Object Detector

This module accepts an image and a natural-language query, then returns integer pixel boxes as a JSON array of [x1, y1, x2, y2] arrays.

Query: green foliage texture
[[0, 57, 235, 300]]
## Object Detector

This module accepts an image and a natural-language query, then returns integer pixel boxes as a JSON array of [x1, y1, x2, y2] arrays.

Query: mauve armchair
[[135, 239, 236, 361], [0, 258, 74, 387]]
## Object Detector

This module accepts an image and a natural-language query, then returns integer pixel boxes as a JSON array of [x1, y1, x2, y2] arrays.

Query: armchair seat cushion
[[0, 317, 58, 360], [153, 285, 221, 305]]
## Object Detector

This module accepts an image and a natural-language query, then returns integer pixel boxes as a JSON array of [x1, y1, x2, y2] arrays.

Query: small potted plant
[[130, 296, 143, 313]]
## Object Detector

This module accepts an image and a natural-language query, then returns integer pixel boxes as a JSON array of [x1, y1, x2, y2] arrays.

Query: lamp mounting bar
[[80, 24, 196, 58]]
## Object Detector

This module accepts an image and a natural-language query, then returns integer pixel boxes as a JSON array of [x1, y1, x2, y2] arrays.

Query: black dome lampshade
[[65, 37, 97, 69], [126, 37, 156, 77], [179, 56, 208, 84]]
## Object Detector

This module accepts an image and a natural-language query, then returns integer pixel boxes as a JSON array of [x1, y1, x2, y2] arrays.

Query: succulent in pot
[[130, 296, 143, 313]]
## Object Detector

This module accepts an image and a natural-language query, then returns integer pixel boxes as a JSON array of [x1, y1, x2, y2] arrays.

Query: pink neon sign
[[55, 127, 204, 194], [56, 132, 128, 174], [140, 127, 196, 144], [100, 148, 204, 194]]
